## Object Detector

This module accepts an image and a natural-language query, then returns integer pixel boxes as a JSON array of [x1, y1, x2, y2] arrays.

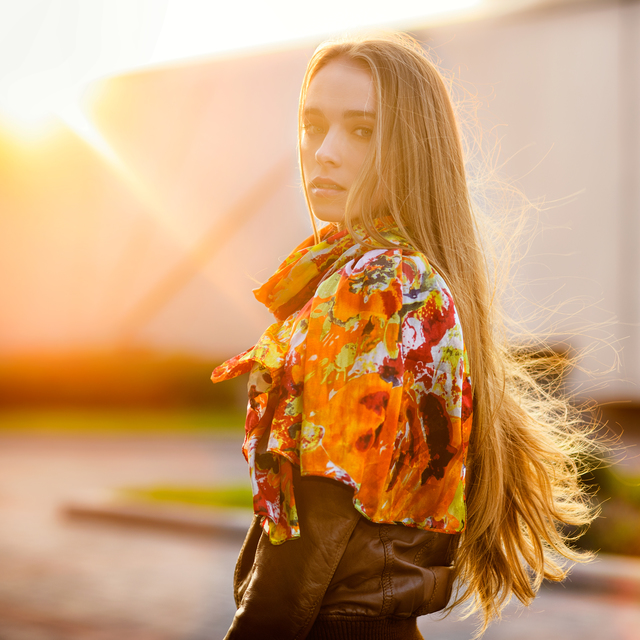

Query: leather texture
[[224, 470, 458, 640], [307, 616, 425, 640]]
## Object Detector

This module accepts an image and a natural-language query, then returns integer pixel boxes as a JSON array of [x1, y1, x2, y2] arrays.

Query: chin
[[312, 209, 346, 224]]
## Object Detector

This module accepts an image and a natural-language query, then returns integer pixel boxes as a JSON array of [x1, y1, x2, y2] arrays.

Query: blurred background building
[[1, 0, 638, 407]]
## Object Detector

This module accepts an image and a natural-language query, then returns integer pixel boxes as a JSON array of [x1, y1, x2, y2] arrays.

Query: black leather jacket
[[224, 470, 459, 639]]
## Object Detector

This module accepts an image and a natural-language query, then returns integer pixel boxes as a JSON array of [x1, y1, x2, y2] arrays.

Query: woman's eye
[[302, 123, 324, 135], [354, 126, 373, 138]]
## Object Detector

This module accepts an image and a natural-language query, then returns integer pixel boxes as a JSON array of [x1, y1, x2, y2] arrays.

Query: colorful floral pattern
[[211, 224, 472, 544]]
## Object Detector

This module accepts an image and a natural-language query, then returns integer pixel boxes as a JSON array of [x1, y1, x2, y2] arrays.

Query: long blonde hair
[[298, 33, 600, 632]]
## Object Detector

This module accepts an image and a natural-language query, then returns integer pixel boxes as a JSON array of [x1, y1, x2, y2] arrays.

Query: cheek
[[347, 143, 371, 177], [300, 137, 316, 170]]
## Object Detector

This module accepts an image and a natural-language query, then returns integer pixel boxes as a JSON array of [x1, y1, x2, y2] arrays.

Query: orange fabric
[[212, 224, 472, 544]]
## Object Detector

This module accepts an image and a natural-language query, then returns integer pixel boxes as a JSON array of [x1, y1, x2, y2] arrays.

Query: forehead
[[305, 58, 375, 113]]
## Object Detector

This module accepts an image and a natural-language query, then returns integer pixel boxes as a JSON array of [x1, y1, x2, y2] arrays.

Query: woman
[[212, 34, 598, 639]]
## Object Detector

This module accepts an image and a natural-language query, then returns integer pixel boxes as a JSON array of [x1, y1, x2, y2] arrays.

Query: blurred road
[[0, 434, 245, 640], [0, 432, 639, 640]]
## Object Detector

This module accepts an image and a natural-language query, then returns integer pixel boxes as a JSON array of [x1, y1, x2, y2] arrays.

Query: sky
[[0, 0, 482, 139]]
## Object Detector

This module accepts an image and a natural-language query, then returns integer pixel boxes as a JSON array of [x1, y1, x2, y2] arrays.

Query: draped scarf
[[212, 223, 473, 544]]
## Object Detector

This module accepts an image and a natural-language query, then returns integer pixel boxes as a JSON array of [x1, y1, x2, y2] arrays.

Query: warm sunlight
[[56, 101, 118, 165], [0, 96, 67, 141], [56, 94, 197, 252], [0, 0, 489, 350], [151, 0, 483, 65], [0, 0, 483, 142]]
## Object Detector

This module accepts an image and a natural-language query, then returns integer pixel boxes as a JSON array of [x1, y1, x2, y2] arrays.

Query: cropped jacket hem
[[307, 615, 423, 640], [224, 469, 459, 640]]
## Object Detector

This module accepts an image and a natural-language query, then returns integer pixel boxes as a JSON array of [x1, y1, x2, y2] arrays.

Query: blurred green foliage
[[121, 466, 640, 560], [0, 350, 245, 409], [2, 351, 637, 559], [0, 407, 246, 433], [121, 484, 253, 510], [578, 466, 640, 557]]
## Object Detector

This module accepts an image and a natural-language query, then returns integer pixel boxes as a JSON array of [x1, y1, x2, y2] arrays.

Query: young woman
[[212, 33, 598, 640]]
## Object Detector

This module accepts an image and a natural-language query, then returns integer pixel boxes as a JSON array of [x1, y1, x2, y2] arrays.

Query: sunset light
[[0, 0, 483, 141], [150, 0, 483, 65], [0, 0, 487, 318]]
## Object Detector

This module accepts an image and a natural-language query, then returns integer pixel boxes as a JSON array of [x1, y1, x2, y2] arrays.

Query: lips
[[309, 178, 345, 197]]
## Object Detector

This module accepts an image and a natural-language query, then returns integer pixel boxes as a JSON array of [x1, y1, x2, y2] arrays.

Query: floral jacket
[[212, 223, 473, 545]]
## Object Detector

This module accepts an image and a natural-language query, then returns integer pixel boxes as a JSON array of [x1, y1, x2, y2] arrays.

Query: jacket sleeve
[[224, 472, 361, 640]]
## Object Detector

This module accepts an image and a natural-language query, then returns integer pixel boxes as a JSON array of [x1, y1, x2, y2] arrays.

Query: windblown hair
[[298, 33, 601, 634]]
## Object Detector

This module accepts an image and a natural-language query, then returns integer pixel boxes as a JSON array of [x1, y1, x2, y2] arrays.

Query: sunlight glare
[[0, 0, 484, 268], [51, 82, 197, 253], [0, 93, 65, 142], [151, 0, 483, 64], [0, 0, 483, 141], [56, 94, 122, 169]]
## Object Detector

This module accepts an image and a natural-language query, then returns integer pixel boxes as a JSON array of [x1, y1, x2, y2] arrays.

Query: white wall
[[417, 0, 640, 400]]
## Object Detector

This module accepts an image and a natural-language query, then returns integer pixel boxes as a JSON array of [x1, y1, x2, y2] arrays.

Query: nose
[[315, 130, 341, 167]]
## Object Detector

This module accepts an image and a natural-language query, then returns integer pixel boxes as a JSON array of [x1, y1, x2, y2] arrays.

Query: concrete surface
[[0, 432, 639, 640]]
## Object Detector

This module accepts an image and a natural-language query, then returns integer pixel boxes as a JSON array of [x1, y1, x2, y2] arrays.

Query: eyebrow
[[304, 107, 376, 120]]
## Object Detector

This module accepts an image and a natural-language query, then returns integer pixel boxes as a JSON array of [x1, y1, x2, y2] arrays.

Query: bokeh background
[[1, 1, 639, 639]]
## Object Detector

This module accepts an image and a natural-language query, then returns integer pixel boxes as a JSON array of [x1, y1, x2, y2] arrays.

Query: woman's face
[[301, 57, 376, 224]]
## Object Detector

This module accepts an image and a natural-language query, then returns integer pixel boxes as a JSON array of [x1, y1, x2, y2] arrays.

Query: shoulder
[[312, 245, 456, 321], [343, 247, 452, 305], [398, 253, 454, 309], [342, 248, 404, 292]]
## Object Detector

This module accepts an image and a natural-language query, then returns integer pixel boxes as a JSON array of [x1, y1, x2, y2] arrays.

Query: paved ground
[[0, 431, 639, 640], [419, 587, 640, 639], [0, 434, 245, 640]]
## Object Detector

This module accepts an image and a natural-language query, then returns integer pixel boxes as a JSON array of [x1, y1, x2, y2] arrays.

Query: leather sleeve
[[224, 472, 361, 640]]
